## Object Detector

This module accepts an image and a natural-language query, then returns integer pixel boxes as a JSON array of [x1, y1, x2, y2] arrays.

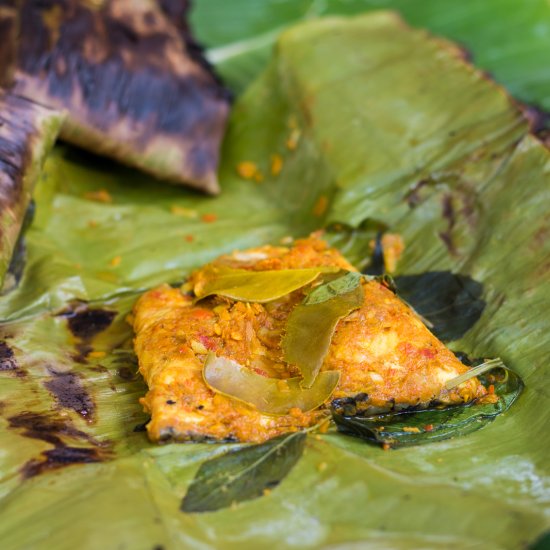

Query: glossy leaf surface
[[181, 432, 306, 513]]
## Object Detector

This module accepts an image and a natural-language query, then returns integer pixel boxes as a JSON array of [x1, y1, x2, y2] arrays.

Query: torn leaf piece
[[283, 272, 364, 387], [12, 0, 229, 192], [203, 353, 339, 415], [0, 90, 64, 286], [193, 265, 339, 302]]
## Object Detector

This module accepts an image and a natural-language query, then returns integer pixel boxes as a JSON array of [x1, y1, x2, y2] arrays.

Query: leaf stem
[[445, 358, 504, 390]]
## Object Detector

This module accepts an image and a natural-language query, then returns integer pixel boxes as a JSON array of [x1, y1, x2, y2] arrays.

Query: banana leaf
[[0, 91, 64, 287], [9, 0, 230, 192], [0, 1, 17, 87], [0, 9, 549, 550], [192, 0, 550, 117]]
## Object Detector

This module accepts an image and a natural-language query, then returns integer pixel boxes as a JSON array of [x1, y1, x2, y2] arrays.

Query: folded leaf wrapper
[[10, 0, 229, 193], [0, 90, 64, 286], [0, 1, 18, 87], [0, 10, 548, 550]]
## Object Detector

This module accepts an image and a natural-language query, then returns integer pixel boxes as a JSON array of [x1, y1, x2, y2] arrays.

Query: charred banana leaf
[[12, 0, 229, 193], [0, 90, 64, 286], [0, 1, 18, 87]]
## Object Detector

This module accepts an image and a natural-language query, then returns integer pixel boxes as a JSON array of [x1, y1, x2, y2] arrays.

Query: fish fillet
[[132, 236, 486, 443]]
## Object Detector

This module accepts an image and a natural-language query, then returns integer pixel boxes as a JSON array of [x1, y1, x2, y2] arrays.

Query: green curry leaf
[[181, 431, 306, 513], [304, 271, 361, 305], [194, 265, 338, 303]]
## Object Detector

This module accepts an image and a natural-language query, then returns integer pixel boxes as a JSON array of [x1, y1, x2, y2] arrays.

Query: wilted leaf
[[11, 0, 229, 191], [0, 91, 64, 286], [193, 0, 550, 114], [203, 353, 339, 415]]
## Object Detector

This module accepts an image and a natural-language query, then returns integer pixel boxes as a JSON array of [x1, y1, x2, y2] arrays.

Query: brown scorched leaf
[[10, 0, 230, 193], [0, 90, 64, 286], [0, 1, 18, 87]]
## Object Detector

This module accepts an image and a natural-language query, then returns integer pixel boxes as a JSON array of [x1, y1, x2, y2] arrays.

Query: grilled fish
[[132, 236, 486, 443]]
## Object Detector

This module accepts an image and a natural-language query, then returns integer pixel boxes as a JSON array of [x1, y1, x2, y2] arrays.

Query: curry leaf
[[203, 353, 339, 415], [304, 271, 361, 305], [283, 273, 364, 387], [332, 366, 523, 448], [528, 530, 550, 550], [181, 431, 306, 513], [194, 265, 339, 302]]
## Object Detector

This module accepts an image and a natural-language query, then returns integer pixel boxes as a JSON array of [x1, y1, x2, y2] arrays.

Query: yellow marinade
[[132, 236, 486, 443]]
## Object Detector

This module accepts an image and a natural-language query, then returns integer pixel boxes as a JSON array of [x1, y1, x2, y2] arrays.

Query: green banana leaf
[[0, 8, 549, 550], [192, 0, 550, 115]]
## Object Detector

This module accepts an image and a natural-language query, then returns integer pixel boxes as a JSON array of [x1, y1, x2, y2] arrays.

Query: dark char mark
[[0, 340, 25, 377], [2, 201, 35, 294], [133, 419, 150, 432], [64, 305, 116, 341], [8, 411, 110, 478], [158, 0, 231, 97], [44, 369, 95, 420], [362, 231, 385, 276], [116, 365, 135, 381], [22, 447, 103, 478], [521, 103, 550, 135], [438, 193, 458, 256], [0, 3, 17, 87], [0, 93, 39, 211]]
